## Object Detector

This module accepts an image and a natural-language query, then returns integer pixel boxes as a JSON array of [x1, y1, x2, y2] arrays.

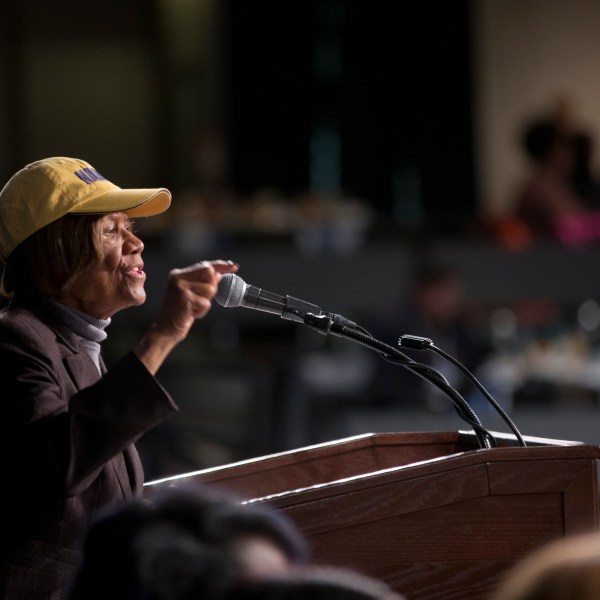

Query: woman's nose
[[125, 230, 144, 253]]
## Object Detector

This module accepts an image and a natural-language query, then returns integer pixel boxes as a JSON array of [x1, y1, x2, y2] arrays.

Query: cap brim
[[69, 188, 171, 217]]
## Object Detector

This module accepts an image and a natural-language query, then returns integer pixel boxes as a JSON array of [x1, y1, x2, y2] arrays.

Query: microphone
[[215, 273, 358, 330], [215, 273, 323, 324]]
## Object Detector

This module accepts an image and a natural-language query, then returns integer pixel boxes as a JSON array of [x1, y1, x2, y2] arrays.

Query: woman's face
[[59, 212, 147, 318]]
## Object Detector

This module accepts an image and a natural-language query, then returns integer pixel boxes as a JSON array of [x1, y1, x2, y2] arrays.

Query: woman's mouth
[[126, 265, 146, 279]]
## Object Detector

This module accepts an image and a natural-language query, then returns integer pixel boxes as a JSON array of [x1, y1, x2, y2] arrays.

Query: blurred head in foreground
[[490, 532, 600, 600], [69, 485, 309, 600]]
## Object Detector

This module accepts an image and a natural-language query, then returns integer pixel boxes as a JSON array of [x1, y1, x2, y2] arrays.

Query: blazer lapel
[[21, 296, 102, 391], [63, 353, 102, 390]]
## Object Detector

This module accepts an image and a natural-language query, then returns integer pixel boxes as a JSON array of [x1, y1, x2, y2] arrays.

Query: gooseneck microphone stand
[[304, 313, 525, 448], [399, 334, 526, 447], [215, 273, 526, 450], [303, 313, 498, 450]]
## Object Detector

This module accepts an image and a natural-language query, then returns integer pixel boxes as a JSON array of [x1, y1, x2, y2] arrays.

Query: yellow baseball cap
[[0, 156, 172, 264]]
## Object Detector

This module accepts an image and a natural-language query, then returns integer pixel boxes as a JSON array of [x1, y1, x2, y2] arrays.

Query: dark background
[[0, 0, 475, 235], [228, 1, 474, 232]]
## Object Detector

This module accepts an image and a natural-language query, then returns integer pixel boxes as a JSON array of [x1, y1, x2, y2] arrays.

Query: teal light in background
[[309, 125, 341, 194], [392, 159, 423, 230], [310, 0, 344, 195]]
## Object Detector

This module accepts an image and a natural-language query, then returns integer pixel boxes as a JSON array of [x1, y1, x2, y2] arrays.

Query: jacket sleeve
[[0, 315, 178, 496]]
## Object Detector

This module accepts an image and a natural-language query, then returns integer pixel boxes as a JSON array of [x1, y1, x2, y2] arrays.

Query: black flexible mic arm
[[399, 335, 526, 447], [304, 313, 495, 449]]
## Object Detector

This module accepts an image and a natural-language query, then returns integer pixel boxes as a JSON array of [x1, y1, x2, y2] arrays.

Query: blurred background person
[[515, 116, 586, 240], [514, 99, 600, 245], [367, 260, 490, 412]]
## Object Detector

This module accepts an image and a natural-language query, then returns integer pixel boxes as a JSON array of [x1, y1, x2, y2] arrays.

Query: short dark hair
[[521, 119, 573, 163], [69, 486, 310, 600], [1, 214, 102, 298]]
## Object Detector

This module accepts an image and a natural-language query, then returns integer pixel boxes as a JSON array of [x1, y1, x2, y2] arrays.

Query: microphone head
[[216, 273, 247, 308]]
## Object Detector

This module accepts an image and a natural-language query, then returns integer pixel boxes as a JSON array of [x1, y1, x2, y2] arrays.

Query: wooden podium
[[145, 431, 600, 599]]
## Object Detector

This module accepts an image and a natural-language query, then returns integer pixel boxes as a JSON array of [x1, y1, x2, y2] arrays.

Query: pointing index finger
[[211, 259, 239, 274]]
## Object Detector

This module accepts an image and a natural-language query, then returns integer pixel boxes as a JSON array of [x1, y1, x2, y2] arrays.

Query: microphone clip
[[283, 297, 323, 324], [303, 312, 359, 337], [304, 313, 337, 336]]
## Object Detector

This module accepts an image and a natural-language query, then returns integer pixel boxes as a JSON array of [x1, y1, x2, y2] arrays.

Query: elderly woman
[[0, 157, 238, 599]]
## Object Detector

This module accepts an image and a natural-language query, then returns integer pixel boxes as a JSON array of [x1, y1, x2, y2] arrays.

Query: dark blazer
[[0, 296, 178, 599]]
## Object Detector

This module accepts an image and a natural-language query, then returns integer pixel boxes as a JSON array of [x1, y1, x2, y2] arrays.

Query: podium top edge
[[144, 430, 597, 488]]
